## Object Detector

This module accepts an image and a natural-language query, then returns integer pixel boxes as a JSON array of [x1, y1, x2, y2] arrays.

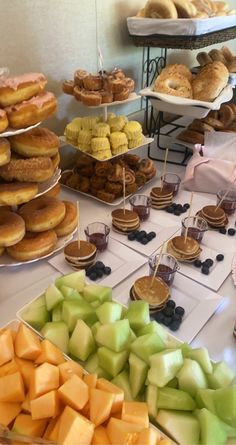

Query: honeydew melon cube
[[137, 321, 168, 344], [214, 386, 236, 426], [45, 283, 64, 311], [166, 377, 178, 388], [95, 319, 131, 352], [21, 305, 50, 331], [186, 347, 213, 374], [84, 354, 112, 380], [128, 352, 148, 399], [195, 389, 216, 414], [148, 349, 183, 387], [156, 410, 200, 445], [207, 361, 235, 389], [177, 358, 208, 397], [121, 306, 128, 319], [60, 285, 83, 302], [196, 408, 228, 445], [96, 302, 122, 324], [145, 384, 158, 420], [90, 300, 102, 309], [41, 321, 69, 354], [129, 329, 136, 342], [126, 301, 150, 332], [179, 343, 193, 358], [130, 333, 165, 364], [62, 300, 95, 332], [55, 270, 85, 292], [83, 284, 112, 303], [157, 387, 196, 411], [91, 321, 102, 337], [112, 370, 134, 401], [98, 347, 128, 378], [69, 319, 96, 361], [52, 304, 62, 322]]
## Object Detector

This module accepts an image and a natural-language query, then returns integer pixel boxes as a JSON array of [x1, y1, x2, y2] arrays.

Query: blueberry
[[169, 321, 181, 331], [128, 232, 136, 241], [162, 316, 172, 326], [166, 206, 174, 213], [204, 258, 214, 267], [216, 254, 224, 262], [194, 259, 202, 268], [181, 207, 188, 213], [219, 228, 227, 234], [141, 237, 149, 245], [183, 203, 190, 209], [163, 306, 174, 317], [172, 313, 182, 322], [138, 231, 146, 236], [201, 266, 210, 275], [95, 261, 105, 270], [228, 228, 236, 236], [166, 300, 176, 309], [148, 231, 156, 239], [154, 312, 165, 323], [175, 306, 185, 317], [86, 268, 92, 277], [96, 269, 104, 278], [172, 203, 177, 209], [176, 204, 183, 210], [146, 233, 154, 241], [104, 266, 111, 275], [174, 209, 181, 216], [136, 232, 146, 241], [90, 272, 98, 281]]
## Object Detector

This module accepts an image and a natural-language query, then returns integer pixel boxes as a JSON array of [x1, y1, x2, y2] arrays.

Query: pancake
[[150, 187, 173, 210], [111, 208, 139, 223], [133, 276, 170, 307], [197, 205, 228, 229], [64, 240, 97, 269], [111, 208, 140, 234], [167, 235, 201, 262]]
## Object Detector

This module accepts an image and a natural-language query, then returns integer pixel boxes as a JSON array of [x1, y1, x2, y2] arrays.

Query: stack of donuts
[[197, 46, 236, 73], [0, 72, 57, 132], [0, 194, 78, 261], [60, 153, 157, 203], [62, 68, 135, 106]]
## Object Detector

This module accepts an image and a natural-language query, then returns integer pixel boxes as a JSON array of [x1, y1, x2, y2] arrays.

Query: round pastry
[[202, 116, 224, 130], [188, 119, 214, 133], [208, 49, 227, 65], [123, 169, 136, 185], [80, 90, 102, 106], [97, 190, 115, 203], [221, 46, 234, 62], [218, 104, 235, 126], [5, 92, 57, 129], [74, 69, 89, 87], [0, 246, 4, 256], [7, 230, 58, 261], [51, 152, 60, 170], [144, 0, 178, 18], [100, 90, 113, 104], [124, 78, 135, 93], [108, 79, 126, 94], [192, 61, 229, 102], [0, 156, 54, 183], [135, 171, 147, 187], [62, 80, 75, 95], [227, 59, 236, 73], [44, 183, 61, 198], [92, 123, 110, 138], [158, 64, 192, 82], [90, 175, 106, 190], [0, 138, 11, 166], [111, 69, 126, 80], [9, 127, 60, 158], [19, 197, 66, 232], [107, 164, 123, 182], [172, 0, 197, 17], [105, 181, 122, 197], [73, 86, 83, 101], [0, 182, 39, 206], [154, 74, 192, 99], [125, 183, 138, 195], [95, 161, 112, 177], [139, 159, 155, 176], [196, 52, 213, 66], [0, 73, 47, 107], [0, 109, 8, 133], [83, 75, 103, 91], [123, 153, 140, 167], [113, 88, 130, 102], [0, 210, 25, 247], [177, 129, 204, 144], [54, 201, 77, 237]]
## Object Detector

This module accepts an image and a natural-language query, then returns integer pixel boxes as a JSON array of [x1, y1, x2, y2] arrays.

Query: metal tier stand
[[131, 25, 236, 166]]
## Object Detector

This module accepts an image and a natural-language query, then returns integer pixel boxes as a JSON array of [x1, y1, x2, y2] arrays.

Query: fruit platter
[[16, 270, 236, 445]]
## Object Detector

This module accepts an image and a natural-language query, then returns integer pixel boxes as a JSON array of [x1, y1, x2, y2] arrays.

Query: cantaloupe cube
[[106, 417, 143, 445], [58, 374, 89, 410], [29, 362, 59, 400], [35, 339, 65, 365], [58, 406, 94, 445], [58, 360, 84, 384], [0, 401, 21, 426], [92, 426, 111, 445], [31, 390, 61, 420], [44, 417, 60, 440], [96, 378, 124, 414], [12, 413, 47, 437], [0, 328, 14, 366], [0, 358, 19, 377], [0, 371, 25, 402], [15, 357, 36, 390], [15, 323, 41, 360], [83, 373, 97, 388], [89, 388, 114, 426], [21, 392, 31, 413], [157, 439, 172, 445], [136, 428, 161, 445], [80, 401, 90, 418], [121, 401, 149, 429]]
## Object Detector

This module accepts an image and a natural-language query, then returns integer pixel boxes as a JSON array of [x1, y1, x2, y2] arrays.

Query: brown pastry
[[62, 80, 75, 95], [124, 78, 135, 92], [90, 175, 106, 190], [197, 52, 213, 67], [78, 176, 90, 193], [202, 116, 224, 130], [177, 129, 204, 145], [73, 86, 83, 101], [218, 104, 235, 127], [105, 181, 122, 197], [135, 171, 147, 187], [95, 161, 112, 177], [123, 153, 140, 168], [97, 190, 116, 203], [208, 49, 227, 65], [113, 88, 130, 102], [80, 90, 102, 106], [227, 59, 236, 73], [75, 165, 94, 177], [65, 173, 81, 190], [111, 69, 126, 80], [100, 90, 113, 104], [107, 164, 123, 182], [83, 75, 103, 91], [76, 154, 95, 168], [221, 46, 234, 63], [74, 70, 89, 87], [125, 183, 138, 195], [192, 62, 229, 102], [188, 119, 215, 134]]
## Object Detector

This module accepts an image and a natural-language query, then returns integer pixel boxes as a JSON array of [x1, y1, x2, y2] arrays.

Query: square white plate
[[48, 238, 147, 288], [115, 271, 224, 344]]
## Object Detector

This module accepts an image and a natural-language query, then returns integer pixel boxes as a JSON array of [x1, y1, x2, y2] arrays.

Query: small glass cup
[[217, 189, 236, 216], [162, 173, 181, 196], [84, 222, 110, 252], [129, 194, 152, 221], [149, 253, 179, 287], [181, 216, 208, 244]]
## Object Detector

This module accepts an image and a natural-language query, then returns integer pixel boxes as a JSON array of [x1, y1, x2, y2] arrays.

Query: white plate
[[36, 167, 61, 198], [85, 92, 141, 108], [116, 271, 224, 344], [49, 238, 147, 288], [0, 121, 41, 138], [0, 228, 76, 268]]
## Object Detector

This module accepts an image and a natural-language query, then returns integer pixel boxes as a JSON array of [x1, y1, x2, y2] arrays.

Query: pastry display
[[111, 208, 140, 234], [64, 240, 97, 269], [197, 45, 236, 72], [167, 235, 202, 262], [197, 205, 228, 228], [137, 0, 235, 18], [130, 275, 170, 312], [150, 187, 173, 209], [9, 127, 60, 157], [62, 67, 135, 106]]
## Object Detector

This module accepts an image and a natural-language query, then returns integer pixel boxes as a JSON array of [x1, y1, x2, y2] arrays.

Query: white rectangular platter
[[115, 271, 224, 344], [49, 238, 147, 288]]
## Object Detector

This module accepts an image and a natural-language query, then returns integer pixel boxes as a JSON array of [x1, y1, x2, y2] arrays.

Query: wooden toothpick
[[184, 192, 194, 243], [77, 201, 80, 250], [161, 148, 169, 191], [123, 168, 126, 215], [151, 242, 165, 288]]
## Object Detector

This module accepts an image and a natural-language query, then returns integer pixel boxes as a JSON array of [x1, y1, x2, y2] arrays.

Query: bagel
[[0, 109, 8, 133], [197, 52, 213, 67], [0, 156, 54, 183], [0, 182, 39, 206], [154, 74, 192, 99], [158, 64, 192, 82], [0, 73, 47, 107], [188, 119, 214, 133], [172, 0, 197, 17], [227, 59, 236, 73], [9, 127, 60, 158], [221, 46, 234, 62], [19, 196, 66, 232], [7, 230, 58, 261], [177, 129, 204, 145], [208, 49, 227, 65], [51, 152, 60, 171], [192, 61, 229, 101], [144, 0, 178, 18], [202, 116, 224, 130], [0, 210, 25, 247], [54, 201, 78, 237], [218, 104, 235, 126], [0, 138, 11, 167]]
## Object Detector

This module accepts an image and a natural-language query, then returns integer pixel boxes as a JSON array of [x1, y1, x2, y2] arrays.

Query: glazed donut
[[0, 210, 25, 247], [54, 201, 77, 237], [0, 156, 54, 183], [144, 0, 178, 18], [62, 80, 75, 95], [172, 0, 197, 17], [73, 86, 83, 101], [159, 64, 192, 82], [0, 182, 39, 206], [0, 109, 8, 133], [154, 74, 192, 99], [51, 152, 60, 171], [208, 49, 227, 65], [9, 127, 60, 158], [5, 92, 57, 129], [83, 75, 103, 91], [218, 104, 235, 126], [221, 46, 234, 62], [196, 52, 213, 67], [80, 90, 102, 106], [0, 246, 4, 256], [113, 88, 130, 102], [44, 183, 61, 198], [139, 159, 155, 176], [202, 116, 224, 130], [0, 73, 47, 107], [192, 62, 229, 102], [177, 129, 204, 145], [19, 197, 66, 232], [7, 230, 58, 261], [74, 70, 89, 87], [0, 138, 11, 167]]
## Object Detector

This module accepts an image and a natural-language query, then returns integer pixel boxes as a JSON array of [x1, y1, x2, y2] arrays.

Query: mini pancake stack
[[130, 276, 170, 313], [64, 240, 97, 270], [167, 235, 201, 263], [111, 208, 140, 234], [150, 187, 173, 210], [197, 205, 228, 229]]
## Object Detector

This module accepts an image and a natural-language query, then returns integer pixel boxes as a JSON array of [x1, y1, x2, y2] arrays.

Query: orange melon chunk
[[92, 426, 111, 445], [80, 400, 90, 418], [21, 392, 31, 413], [121, 401, 149, 429], [83, 373, 98, 388], [0, 371, 25, 402], [89, 388, 114, 426], [15, 323, 41, 360], [30, 362, 59, 400], [96, 378, 124, 414], [15, 357, 36, 389], [0, 358, 19, 377], [136, 427, 161, 445], [31, 389, 61, 420], [106, 417, 143, 445], [0, 328, 14, 366], [58, 360, 84, 384], [58, 374, 89, 411], [43, 416, 61, 441], [35, 339, 65, 365], [12, 413, 47, 437], [58, 406, 94, 445], [0, 401, 21, 426]]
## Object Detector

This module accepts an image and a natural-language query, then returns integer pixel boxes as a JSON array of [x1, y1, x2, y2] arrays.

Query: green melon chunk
[[177, 358, 208, 397], [69, 319, 96, 361], [84, 353, 111, 380], [187, 347, 213, 374], [91, 321, 102, 337], [22, 304, 50, 331], [112, 370, 134, 401], [179, 343, 193, 358], [41, 321, 69, 354], [145, 384, 158, 420], [95, 319, 131, 352], [148, 349, 183, 387], [30, 294, 46, 308], [90, 300, 102, 309], [130, 333, 165, 364], [166, 377, 178, 388], [128, 352, 148, 399], [60, 285, 83, 302], [83, 284, 112, 303], [45, 283, 64, 311], [156, 409, 200, 445], [126, 300, 150, 332], [195, 388, 216, 414], [207, 362, 235, 389], [52, 304, 62, 322], [62, 299, 95, 332], [55, 270, 85, 292], [98, 346, 128, 378], [157, 387, 196, 411], [137, 321, 169, 345], [196, 408, 228, 445], [129, 329, 136, 342], [96, 301, 122, 324], [214, 386, 236, 427]]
